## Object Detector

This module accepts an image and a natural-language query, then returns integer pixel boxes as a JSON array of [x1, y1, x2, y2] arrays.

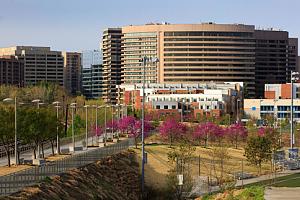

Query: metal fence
[[0, 139, 133, 196]]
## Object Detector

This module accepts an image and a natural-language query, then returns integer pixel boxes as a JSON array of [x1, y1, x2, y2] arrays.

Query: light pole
[[70, 102, 76, 152], [98, 105, 109, 146], [236, 98, 241, 123], [3, 97, 18, 165], [141, 56, 159, 196], [52, 101, 61, 154], [291, 71, 299, 149], [84, 105, 90, 149]]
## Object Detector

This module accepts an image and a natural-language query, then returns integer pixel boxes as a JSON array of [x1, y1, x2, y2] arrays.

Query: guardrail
[[0, 138, 134, 196]]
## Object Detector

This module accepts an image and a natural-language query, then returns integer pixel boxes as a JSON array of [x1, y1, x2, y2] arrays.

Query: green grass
[[202, 186, 264, 200], [248, 173, 300, 187]]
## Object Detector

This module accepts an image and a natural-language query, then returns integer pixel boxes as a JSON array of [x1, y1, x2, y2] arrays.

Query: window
[[156, 105, 160, 109], [172, 105, 176, 109], [164, 105, 168, 109]]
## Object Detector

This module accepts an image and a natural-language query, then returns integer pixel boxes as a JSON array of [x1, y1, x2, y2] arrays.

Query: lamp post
[[52, 101, 61, 154], [70, 102, 76, 152], [141, 56, 159, 196], [3, 97, 18, 165], [291, 71, 299, 149], [98, 105, 109, 146], [236, 98, 241, 123], [84, 105, 90, 149]]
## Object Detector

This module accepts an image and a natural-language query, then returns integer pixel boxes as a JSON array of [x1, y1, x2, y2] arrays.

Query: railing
[[0, 139, 134, 196]]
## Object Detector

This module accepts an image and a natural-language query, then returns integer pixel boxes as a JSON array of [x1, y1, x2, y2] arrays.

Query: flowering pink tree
[[117, 116, 136, 135], [226, 123, 248, 149], [128, 119, 152, 148], [256, 127, 280, 150], [193, 122, 222, 147], [159, 118, 187, 147]]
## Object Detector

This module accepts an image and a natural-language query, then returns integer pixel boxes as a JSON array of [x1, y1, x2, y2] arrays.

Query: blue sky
[[0, 0, 299, 51]]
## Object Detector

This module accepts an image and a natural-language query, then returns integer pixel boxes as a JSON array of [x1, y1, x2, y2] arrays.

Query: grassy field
[[201, 186, 264, 200], [132, 142, 272, 190], [249, 173, 300, 187]]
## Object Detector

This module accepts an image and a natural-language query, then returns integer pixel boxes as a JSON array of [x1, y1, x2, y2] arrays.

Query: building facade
[[81, 50, 103, 99], [102, 28, 122, 104], [118, 23, 298, 98], [0, 56, 24, 86], [120, 82, 242, 118], [244, 99, 300, 121], [62, 52, 82, 95], [0, 46, 64, 86]]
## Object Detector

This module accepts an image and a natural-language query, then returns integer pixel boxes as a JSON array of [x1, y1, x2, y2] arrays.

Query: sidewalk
[[0, 135, 112, 176], [235, 169, 300, 187]]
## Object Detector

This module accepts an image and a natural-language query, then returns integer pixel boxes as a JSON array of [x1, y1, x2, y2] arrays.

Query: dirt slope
[[2, 150, 140, 200]]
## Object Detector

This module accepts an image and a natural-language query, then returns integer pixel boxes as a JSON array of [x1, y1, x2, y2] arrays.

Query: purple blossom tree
[[226, 122, 248, 149], [128, 119, 152, 148], [159, 118, 187, 147], [193, 122, 222, 147], [117, 116, 136, 134]]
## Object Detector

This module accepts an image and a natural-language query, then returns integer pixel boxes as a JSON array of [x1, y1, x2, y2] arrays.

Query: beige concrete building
[[0, 46, 64, 86], [244, 99, 300, 121], [102, 28, 122, 104], [120, 23, 298, 98], [62, 52, 81, 95]]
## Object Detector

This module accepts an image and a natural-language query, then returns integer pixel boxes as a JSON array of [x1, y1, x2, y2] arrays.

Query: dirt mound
[[2, 150, 140, 200]]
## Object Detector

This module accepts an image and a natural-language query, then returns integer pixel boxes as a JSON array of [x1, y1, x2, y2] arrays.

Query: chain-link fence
[[0, 139, 134, 196]]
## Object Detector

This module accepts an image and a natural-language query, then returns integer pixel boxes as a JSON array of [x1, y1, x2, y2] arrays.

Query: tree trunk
[[135, 137, 138, 149], [235, 135, 238, 149], [33, 147, 36, 159], [6, 149, 11, 167], [50, 140, 55, 156], [41, 143, 45, 158]]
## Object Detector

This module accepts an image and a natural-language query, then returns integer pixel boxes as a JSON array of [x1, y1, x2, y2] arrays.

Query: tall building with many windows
[[0, 46, 64, 86], [0, 56, 24, 86], [118, 23, 298, 98], [102, 28, 122, 104], [62, 52, 82, 95], [81, 50, 103, 99]]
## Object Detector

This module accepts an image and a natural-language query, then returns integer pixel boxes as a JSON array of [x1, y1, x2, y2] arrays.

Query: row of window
[[164, 32, 253, 37]]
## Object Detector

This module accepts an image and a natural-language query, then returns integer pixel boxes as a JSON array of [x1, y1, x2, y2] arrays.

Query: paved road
[[0, 136, 105, 166], [264, 187, 300, 200]]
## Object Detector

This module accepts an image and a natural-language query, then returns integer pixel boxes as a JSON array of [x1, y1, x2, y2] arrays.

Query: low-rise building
[[244, 98, 300, 121], [120, 82, 242, 118]]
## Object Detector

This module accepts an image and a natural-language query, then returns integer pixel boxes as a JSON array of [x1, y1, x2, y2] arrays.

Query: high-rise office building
[[102, 28, 122, 104], [0, 56, 24, 86], [81, 50, 103, 99], [118, 23, 298, 98], [62, 52, 82, 95], [0, 46, 64, 86]]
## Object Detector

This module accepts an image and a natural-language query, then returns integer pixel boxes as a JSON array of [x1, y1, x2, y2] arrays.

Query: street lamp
[[291, 71, 299, 149], [3, 97, 18, 165], [140, 56, 159, 195], [98, 105, 109, 146], [236, 98, 241, 123], [52, 101, 61, 154], [83, 105, 90, 149], [70, 102, 76, 152]]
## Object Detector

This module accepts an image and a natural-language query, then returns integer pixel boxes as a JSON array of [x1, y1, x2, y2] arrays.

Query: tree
[[128, 119, 152, 148], [117, 116, 136, 135], [193, 122, 222, 147], [0, 106, 15, 167], [245, 136, 272, 175], [159, 118, 187, 147], [226, 123, 248, 149], [257, 127, 280, 151], [166, 139, 195, 199]]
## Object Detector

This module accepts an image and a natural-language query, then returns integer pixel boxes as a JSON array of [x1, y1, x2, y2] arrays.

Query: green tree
[[0, 106, 15, 167], [245, 136, 272, 175]]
